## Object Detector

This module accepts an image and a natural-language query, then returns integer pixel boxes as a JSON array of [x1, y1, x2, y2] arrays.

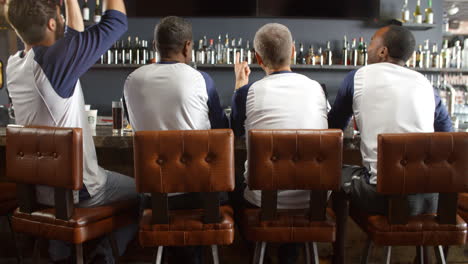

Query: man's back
[[124, 62, 226, 131], [353, 63, 435, 183]]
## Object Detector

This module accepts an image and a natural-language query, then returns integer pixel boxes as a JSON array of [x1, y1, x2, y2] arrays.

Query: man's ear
[[379, 46, 388, 59], [255, 52, 263, 66], [183, 40, 191, 58], [47, 18, 56, 32]]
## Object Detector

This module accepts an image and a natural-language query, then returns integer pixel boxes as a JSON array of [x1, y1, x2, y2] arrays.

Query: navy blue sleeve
[[231, 83, 252, 137], [33, 10, 128, 98], [199, 71, 228, 129], [328, 70, 356, 130], [433, 88, 454, 132]]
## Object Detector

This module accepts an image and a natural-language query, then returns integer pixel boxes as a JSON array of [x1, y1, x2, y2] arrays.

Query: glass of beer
[[112, 101, 123, 135]]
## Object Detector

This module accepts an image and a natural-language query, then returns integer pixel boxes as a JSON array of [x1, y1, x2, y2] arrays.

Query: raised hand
[[234, 52, 251, 90]]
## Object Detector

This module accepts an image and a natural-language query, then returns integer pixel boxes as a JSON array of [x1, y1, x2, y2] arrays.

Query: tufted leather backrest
[[248, 129, 343, 191], [133, 129, 235, 193], [6, 126, 83, 190], [377, 132, 468, 195]]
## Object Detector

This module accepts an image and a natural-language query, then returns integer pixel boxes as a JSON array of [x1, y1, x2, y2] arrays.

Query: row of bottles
[[407, 39, 468, 69], [98, 37, 155, 65], [193, 35, 256, 65], [401, 0, 434, 24]]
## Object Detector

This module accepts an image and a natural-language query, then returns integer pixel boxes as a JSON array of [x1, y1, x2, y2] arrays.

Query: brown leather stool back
[[248, 129, 343, 221], [133, 129, 234, 224], [6, 126, 83, 220], [377, 132, 468, 225]]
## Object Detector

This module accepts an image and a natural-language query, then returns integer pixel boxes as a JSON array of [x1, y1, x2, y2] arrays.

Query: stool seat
[[351, 208, 467, 246], [458, 193, 468, 212], [12, 199, 137, 244], [241, 207, 336, 243], [139, 205, 234, 247]]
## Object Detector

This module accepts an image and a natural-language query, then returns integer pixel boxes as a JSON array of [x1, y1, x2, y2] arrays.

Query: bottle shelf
[[91, 63, 468, 73], [402, 23, 437, 30]]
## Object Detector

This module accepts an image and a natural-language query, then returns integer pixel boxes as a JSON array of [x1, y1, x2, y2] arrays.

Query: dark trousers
[[341, 165, 438, 215], [145, 192, 229, 264]]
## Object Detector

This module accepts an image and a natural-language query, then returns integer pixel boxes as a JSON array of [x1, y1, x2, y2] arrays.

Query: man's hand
[[234, 52, 250, 90]]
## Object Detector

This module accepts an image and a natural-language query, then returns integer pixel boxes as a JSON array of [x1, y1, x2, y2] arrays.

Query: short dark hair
[[382, 25, 415, 62], [154, 16, 192, 58], [6, 0, 59, 44]]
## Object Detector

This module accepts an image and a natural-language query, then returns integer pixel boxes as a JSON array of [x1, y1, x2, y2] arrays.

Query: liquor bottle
[[94, 0, 102, 23], [230, 38, 237, 64], [216, 35, 224, 64], [342, 36, 349, 66], [224, 34, 231, 64], [351, 38, 358, 66], [361, 42, 368, 66], [463, 39, 468, 69], [82, 0, 90, 22], [423, 40, 431, 68], [126, 37, 133, 65], [401, 0, 410, 23], [414, 0, 423, 24], [134, 37, 141, 65], [431, 44, 440, 68], [113, 42, 119, 64], [306, 45, 315, 65], [440, 40, 449, 68], [324, 41, 333, 66], [142, 40, 149, 64], [416, 44, 423, 68], [237, 38, 244, 64], [106, 43, 113, 64], [245, 40, 252, 64], [316, 47, 324, 66], [206, 39, 216, 64], [357, 37, 365, 66], [455, 40, 462, 69], [291, 41, 297, 65], [196, 39, 205, 64], [425, 0, 434, 24], [297, 43, 306, 64]]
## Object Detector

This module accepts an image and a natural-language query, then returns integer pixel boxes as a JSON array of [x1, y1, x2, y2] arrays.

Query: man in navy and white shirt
[[231, 23, 328, 263], [123, 16, 227, 264], [5, 0, 137, 262], [328, 25, 453, 215], [124, 17, 227, 131]]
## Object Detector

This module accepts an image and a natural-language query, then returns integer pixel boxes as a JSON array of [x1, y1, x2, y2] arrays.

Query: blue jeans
[[49, 170, 139, 264]]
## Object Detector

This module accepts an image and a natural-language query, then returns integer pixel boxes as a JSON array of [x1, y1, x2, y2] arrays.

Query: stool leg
[[332, 190, 348, 264], [434, 246, 446, 264], [109, 233, 120, 264], [32, 238, 41, 263], [253, 242, 267, 264], [416, 246, 430, 264], [153, 246, 163, 264], [360, 238, 373, 264], [75, 244, 83, 264], [384, 246, 392, 264], [211, 245, 220, 264], [7, 215, 23, 264], [304, 243, 311, 264], [311, 242, 319, 264]]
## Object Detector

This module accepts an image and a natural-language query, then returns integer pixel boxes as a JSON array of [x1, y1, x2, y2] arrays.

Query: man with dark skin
[[328, 25, 452, 216]]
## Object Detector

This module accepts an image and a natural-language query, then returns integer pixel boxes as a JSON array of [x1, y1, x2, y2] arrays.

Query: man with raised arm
[[5, 0, 137, 262]]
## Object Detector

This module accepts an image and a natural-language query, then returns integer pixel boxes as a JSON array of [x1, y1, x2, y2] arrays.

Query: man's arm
[[231, 84, 251, 137], [199, 71, 229, 129], [328, 70, 356, 130], [65, 0, 84, 32], [433, 88, 454, 132]]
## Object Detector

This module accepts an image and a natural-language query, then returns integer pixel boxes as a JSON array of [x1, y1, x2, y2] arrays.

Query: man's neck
[[385, 57, 406, 66], [24, 38, 56, 52], [264, 65, 292, 75], [160, 55, 186, 64]]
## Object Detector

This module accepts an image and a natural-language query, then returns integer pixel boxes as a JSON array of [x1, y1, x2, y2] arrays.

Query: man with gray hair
[[231, 23, 328, 263]]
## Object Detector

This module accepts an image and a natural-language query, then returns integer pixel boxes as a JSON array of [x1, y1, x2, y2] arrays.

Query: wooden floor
[[1, 217, 467, 264]]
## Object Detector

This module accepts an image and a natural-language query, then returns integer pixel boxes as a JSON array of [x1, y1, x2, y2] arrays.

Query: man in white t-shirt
[[328, 25, 453, 216], [231, 23, 328, 264]]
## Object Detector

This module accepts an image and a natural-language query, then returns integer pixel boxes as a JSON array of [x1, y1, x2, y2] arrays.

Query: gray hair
[[253, 23, 293, 68], [154, 16, 192, 58]]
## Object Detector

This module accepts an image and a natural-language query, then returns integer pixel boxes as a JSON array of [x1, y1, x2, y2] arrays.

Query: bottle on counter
[[206, 39, 216, 64], [415, 44, 423, 68], [423, 40, 431, 68], [361, 42, 368, 66], [324, 41, 333, 66], [306, 45, 315, 65], [357, 37, 365, 66], [414, 0, 423, 24], [431, 43, 440, 68], [224, 34, 231, 64], [440, 40, 450, 68], [245, 40, 252, 64], [342, 36, 349, 66], [94, 0, 102, 23], [316, 47, 324, 66], [82, 0, 90, 22], [196, 39, 205, 64], [297, 43, 306, 64], [401, 0, 410, 23], [216, 35, 224, 64], [425, 0, 434, 24], [237, 38, 244, 64], [351, 38, 358, 66]]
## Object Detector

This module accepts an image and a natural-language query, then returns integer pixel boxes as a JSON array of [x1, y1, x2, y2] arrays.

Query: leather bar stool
[[241, 129, 343, 264], [350, 132, 468, 264], [0, 182, 22, 263], [133, 129, 235, 264], [458, 193, 468, 230], [6, 126, 138, 264]]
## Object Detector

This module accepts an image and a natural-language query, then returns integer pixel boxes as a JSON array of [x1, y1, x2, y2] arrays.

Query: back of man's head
[[254, 23, 293, 69], [382, 25, 415, 62], [6, 0, 58, 44], [154, 16, 192, 58]]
